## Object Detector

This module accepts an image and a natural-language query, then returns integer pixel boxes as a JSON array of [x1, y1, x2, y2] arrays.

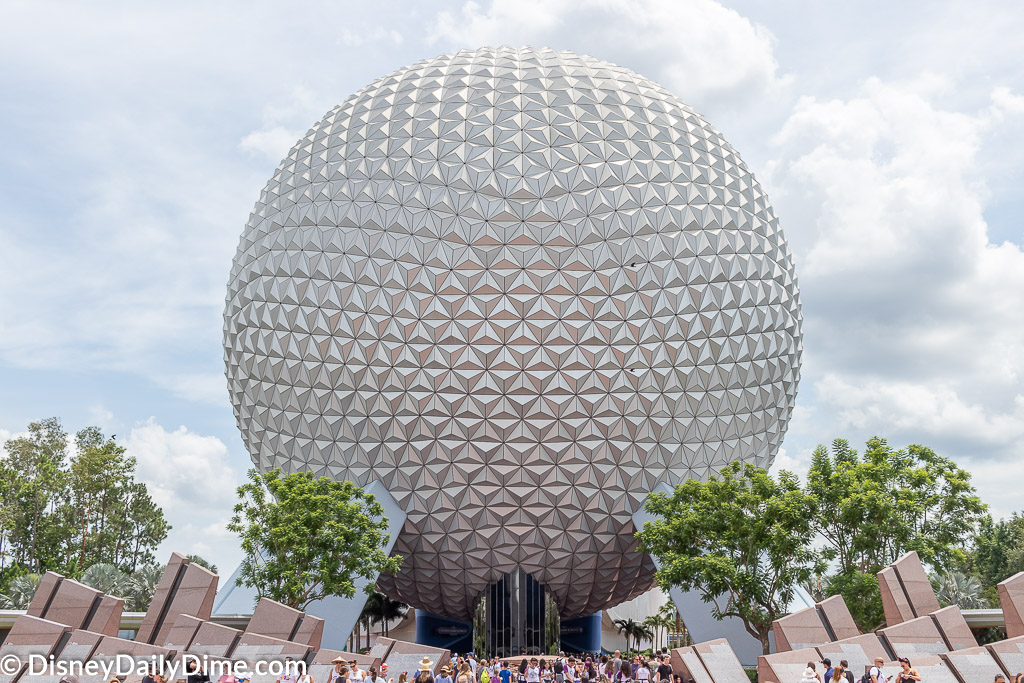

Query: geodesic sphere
[[223, 46, 802, 621]]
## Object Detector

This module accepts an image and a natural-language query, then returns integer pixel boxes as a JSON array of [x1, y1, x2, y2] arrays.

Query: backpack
[[859, 673, 873, 683], [481, 671, 490, 683]]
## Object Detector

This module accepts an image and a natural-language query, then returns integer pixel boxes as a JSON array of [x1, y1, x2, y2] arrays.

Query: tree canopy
[[227, 468, 402, 609], [806, 437, 986, 629], [0, 418, 169, 591], [807, 437, 986, 574], [637, 461, 824, 654], [639, 437, 991, 637]]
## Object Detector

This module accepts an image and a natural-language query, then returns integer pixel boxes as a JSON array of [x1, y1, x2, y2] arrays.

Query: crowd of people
[[391, 651, 681, 683], [89, 646, 1024, 683], [796, 654, 1024, 683], [52, 649, 1024, 683]]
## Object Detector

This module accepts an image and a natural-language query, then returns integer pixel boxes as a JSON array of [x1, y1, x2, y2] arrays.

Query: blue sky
[[1, 0, 1023, 574]]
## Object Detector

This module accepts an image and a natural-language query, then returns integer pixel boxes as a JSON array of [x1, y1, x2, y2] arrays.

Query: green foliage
[[361, 591, 408, 637], [0, 418, 169, 580], [931, 569, 988, 609], [185, 554, 218, 575], [826, 570, 885, 631], [80, 562, 130, 595], [227, 468, 402, 609], [971, 514, 1024, 590], [613, 617, 652, 653], [806, 437, 986, 629], [0, 573, 42, 608], [637, 462, 824, 654], [125, 563, 165, 611], [807, 437, 986, 574], [0, 418, 73, 574]]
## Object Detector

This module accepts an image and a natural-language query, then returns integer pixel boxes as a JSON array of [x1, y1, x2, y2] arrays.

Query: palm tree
[[613, 617, 652, 653], [0, 573, 42, 608], [126, 564, 165, 611], [642, 615, 661, 651], [657, 602, 677, 647], [613, 617, 637, 652], [81, 563, 130, 596], [800, 574, 827, 602], [933, 570, 989, 609], [362, 591, 409, 638]]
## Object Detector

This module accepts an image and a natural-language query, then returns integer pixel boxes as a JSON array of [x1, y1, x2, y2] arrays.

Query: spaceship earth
[[224, 46, 802, 621]]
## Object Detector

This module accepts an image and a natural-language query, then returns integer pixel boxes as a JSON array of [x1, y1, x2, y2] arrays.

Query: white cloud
[[767, 77, 1024, 497], [814, 375, 1024, 447], [339, 26, 404, 47], [155, 372, 229, 406], [239, 86, 327, 163], [239, 126, 304, 162], [126, 418, 244, 572], [429, 0, 790, 109]]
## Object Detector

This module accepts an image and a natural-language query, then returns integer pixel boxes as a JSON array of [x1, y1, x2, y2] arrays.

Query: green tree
[[0, 419, 169, 581], [361, 591, 408, 637], [637, 462, 824, 655], [970, 513, 1024, 600], [185, 554, 218, 575], [808, 437, 986, 630], [126, 563, 165, 611], [932, 570, 988, 609], [80, 562, 130, 595], [657, 601, 684, 648], [68, 429, 135, 568], [825, 570, 885, 631], [808, 437, 986, 573], [612, 617, 650, 653], [227, 468, 402, 609], [0, 573, 41, 608], [642, 614, 668, 651], [114, 482, 170, 571], [1, 418, 71, 573]]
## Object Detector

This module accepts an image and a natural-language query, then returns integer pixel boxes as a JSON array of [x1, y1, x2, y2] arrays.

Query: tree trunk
[[759, 630, 771, 656], [675, 614, 681, 647]]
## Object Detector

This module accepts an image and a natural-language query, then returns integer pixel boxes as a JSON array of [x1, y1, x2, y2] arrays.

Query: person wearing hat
[[436, 666, 454, 683], [329, 661, 349, 683], [799, 667, 819, 683], [415, 658, 435, 683]]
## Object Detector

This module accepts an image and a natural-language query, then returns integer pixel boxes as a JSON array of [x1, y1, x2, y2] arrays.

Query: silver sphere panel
[[224, 46, 802, 621]]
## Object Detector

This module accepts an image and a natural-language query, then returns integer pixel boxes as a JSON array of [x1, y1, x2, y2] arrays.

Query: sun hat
[[419, 658, 434, 672]]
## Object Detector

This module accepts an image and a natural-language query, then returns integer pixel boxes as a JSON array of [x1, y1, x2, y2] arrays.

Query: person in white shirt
[[328, 659, 347, 683], [634, 664, 649, 683], [870, 657, 888, 683], [526, 661, 540, 683], [276, 660, 297, 683], [350, 664, 365, 683]]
